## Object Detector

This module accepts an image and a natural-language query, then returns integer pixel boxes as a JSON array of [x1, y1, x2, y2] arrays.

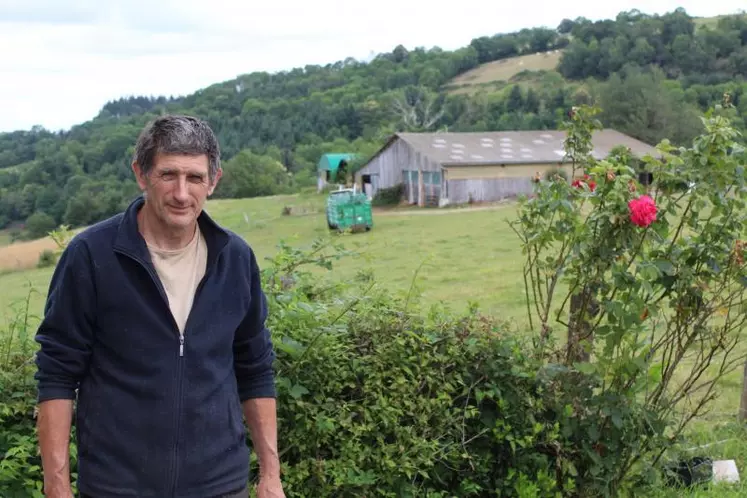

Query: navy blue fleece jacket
[[34, 195, 276, 497]]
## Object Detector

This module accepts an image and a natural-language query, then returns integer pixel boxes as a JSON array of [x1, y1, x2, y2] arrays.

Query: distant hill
[[0, 8, 745, 239], [444, 13, 741, 93]]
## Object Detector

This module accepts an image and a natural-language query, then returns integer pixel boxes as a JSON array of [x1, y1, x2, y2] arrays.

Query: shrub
[[36, 250, 56, 268], [0, 289, 76, 498], [510, 103, 747, 495], [372, 184, 404, 206], [266, 279, 563, 496]]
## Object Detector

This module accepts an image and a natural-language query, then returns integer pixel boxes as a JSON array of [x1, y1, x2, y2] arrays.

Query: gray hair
[[134, 114, 221, 182]]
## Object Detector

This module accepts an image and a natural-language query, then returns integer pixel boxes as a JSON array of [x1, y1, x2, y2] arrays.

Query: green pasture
[[0, 194, 530, 330]]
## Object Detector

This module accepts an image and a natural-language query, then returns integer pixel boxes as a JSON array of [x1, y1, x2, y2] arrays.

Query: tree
[[216, 150, 291, 199], [25, 211, 57, 240], [391, 86, 445, 132]]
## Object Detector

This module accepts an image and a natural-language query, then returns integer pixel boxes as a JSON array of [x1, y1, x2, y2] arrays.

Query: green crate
[[326, 188, 373, 232]]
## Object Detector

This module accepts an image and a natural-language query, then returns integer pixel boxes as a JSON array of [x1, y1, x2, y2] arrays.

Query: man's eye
[[161, 172, 175, 180], [189, 175, 205, 183]]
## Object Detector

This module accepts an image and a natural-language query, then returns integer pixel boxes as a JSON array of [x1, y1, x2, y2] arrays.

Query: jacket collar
[[113, 195, 231, 268]]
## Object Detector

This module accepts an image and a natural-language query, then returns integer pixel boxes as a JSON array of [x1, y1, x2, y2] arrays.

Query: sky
[[0, 0, 744, 133]]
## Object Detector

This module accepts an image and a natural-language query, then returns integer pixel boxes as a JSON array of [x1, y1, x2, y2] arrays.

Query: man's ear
[[207, 167, 223, 196], [132, 162, 147, 190]]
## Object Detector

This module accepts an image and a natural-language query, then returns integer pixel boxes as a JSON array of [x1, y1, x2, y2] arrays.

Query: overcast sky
[[0, 0, 744, 133]]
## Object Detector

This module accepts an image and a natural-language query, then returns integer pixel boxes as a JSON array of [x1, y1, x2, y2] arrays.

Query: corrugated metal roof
[[318, 153, 358, 171], [395, 129, 658, 166]]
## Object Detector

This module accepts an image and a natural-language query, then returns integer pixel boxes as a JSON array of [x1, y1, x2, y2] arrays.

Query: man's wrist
[[259, 463, 281, 479], [44, 480, 73, 498]]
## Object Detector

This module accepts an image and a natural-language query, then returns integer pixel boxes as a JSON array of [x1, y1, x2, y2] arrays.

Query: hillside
[[445, 12, 746, 93], [0, 8, 746, 240], [445, 50, 564, 94]]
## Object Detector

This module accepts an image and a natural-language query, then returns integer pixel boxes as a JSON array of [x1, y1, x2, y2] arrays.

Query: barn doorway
[[360, 173, 379, 199]]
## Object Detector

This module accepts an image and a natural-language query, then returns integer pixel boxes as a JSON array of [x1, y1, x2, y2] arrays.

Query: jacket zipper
[[113, 248, 184, 496], [169, 265, 214, 495], [115, 242, 225, 496]]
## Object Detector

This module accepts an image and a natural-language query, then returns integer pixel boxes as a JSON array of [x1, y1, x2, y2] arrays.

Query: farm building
[[354, 130, 658, 206], [317, 153, 359, 192]]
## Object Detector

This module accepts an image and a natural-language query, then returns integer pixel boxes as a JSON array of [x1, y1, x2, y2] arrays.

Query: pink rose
[[628, 195, 657, 227]]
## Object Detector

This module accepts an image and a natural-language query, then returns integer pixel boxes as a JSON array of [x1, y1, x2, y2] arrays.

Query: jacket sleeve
[[234, 247, 277, 401], [34, 238, 97, 403]]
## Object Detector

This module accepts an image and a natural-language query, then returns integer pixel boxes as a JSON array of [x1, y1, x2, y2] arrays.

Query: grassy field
[[1, 191, 746, 495], [694, 14, 744, 31], [0, 194, 528, 329], [445, 50, 564, 95]]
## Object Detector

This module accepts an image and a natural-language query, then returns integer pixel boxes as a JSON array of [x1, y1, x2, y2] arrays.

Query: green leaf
[[574, 362, 597, 375], [611, 411, 623, 429], [653, 260, 675, 276], [274, 338, 306, 358], [288, 384, 309, 399]]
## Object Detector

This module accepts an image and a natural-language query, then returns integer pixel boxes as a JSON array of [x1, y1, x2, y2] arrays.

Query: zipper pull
[[179, 334, 185, 357]]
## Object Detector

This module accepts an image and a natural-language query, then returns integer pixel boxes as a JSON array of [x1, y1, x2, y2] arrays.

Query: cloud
[[0, 0, 99, 24], [0, 0, 745, 132]]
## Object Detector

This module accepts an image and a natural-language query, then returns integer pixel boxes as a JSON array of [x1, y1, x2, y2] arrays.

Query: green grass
[[174, 193, 528, 324], [0, 193, 528, 328], [0, 160, 35, 175], [1, 191, 746, 496], [694, 14, 746, 31]]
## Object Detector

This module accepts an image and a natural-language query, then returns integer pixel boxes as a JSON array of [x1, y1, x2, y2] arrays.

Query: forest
[[0, 7, 746, 239]]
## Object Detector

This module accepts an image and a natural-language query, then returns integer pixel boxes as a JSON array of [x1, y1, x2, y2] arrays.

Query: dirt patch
[[0, 237, 58, 272]]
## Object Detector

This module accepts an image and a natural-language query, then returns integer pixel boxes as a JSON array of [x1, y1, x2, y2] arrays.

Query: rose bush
[[511, 102, 747, 495]]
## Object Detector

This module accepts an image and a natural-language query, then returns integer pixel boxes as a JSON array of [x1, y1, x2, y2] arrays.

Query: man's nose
[[173, 176, 190, 201]]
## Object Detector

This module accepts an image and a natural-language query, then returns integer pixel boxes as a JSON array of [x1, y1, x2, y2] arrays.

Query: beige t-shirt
[[147, 226, 208, 334]]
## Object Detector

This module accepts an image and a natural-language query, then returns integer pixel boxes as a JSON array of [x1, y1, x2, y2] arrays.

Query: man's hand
[[242, 398, 283, 498], [37, 399, 75, 498], [256, 475, 285, 498]]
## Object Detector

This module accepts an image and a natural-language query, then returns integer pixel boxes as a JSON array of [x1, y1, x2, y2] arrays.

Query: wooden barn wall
[[443, 163, 579, 204], [357, 149, 585, 205], [446, 163, 575, 180], [356, 138, 441, 198], [446, 177, 535, 204]]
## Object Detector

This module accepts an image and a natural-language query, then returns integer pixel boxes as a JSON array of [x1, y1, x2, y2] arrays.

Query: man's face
[[133, 153, 222, 231]]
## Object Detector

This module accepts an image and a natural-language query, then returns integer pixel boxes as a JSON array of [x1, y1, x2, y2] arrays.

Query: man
[[34, 115, 285, 498]]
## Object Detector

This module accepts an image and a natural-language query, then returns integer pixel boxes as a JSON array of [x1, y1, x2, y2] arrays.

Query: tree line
[[0, 8, 745, 239]]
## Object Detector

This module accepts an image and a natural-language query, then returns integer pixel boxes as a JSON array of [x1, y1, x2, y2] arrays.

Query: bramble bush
[[1, 103, 746, 497]]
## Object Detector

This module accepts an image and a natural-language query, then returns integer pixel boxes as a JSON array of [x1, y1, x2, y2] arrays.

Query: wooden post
[[739, 360, 747, 422], [418, 169, 425, 207]]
